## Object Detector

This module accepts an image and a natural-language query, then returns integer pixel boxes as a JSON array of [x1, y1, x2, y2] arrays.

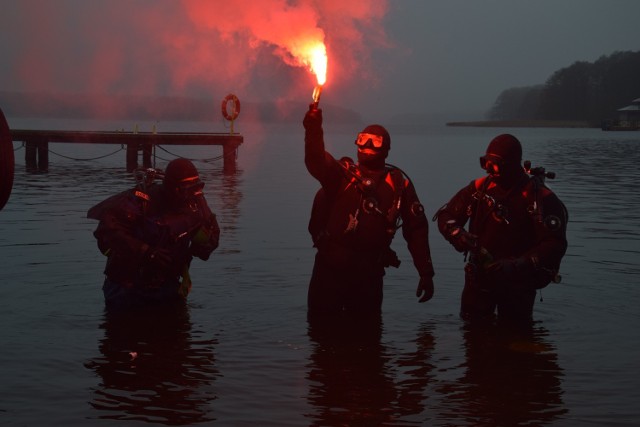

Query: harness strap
[[469, 174, 532, 231], [386, 167, 405, 229], [469, 176, 492, 234], [338, 161, 406, 233]]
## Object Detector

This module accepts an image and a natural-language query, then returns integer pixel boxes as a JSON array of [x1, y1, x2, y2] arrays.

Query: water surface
[[1, 119, 638, 426]]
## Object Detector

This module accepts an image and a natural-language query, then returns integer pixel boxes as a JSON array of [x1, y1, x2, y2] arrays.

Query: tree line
[[488, 50, 640, 125]]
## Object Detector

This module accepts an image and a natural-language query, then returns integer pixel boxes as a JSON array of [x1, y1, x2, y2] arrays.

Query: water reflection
[[439, 321, 566, 426], [85, 303, 219, 425], [205, 168, 243, 255], [305, 314, 435, 426], [394, 322, 437, 421]]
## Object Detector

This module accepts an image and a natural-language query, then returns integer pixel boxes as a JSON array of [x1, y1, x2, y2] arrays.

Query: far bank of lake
[[446, 119, 594, 128]]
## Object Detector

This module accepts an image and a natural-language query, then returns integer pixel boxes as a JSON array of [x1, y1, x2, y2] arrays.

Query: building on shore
[[602, 98, 640, 131]]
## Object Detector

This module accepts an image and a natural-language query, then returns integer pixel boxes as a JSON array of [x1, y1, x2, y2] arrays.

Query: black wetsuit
[[305, 133, 434, 315], [437, 172, 568, 321], [88, 184, 219, 307]]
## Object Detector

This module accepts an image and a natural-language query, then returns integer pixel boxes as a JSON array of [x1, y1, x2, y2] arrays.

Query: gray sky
[[1, 0, 638, 120]]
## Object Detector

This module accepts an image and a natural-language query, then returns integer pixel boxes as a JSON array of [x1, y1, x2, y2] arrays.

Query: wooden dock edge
[[9, 129, 243, 173]]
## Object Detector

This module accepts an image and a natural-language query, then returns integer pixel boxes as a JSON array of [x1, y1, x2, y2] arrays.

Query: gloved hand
[[449, 229, 467, 253], [484, 257, 530, 281], [416, 276, 434, 303], [190, 239, 216, 260], [449, 226, 477, 253], [303, 105, 323, 133]]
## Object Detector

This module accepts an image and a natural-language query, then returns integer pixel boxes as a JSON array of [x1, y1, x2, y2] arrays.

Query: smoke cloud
[[5, 0, 390, 106]]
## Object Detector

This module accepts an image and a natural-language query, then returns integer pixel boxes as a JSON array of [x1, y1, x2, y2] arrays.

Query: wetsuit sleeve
[[436, 181, 476, 243], [304, 110, 343, 189], [401, 180, 435, 278], [93, 204, 148, 260]]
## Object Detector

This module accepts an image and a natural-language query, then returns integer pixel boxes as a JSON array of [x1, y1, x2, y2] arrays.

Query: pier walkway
[[10, 129, 243, 173]]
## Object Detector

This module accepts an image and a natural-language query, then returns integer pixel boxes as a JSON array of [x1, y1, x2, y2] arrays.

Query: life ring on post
[[221, 94, 240, 121], [0, 107, 15, 210]]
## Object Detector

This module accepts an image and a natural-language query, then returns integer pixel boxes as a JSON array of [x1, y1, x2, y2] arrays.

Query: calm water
[[1, 118, 639, 426]]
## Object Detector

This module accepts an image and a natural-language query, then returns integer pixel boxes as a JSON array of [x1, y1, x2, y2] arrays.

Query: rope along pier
[[10, 129, 243, 174]]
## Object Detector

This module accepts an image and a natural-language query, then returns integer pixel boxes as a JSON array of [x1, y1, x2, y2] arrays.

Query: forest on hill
[[488, 50, 640, 125]]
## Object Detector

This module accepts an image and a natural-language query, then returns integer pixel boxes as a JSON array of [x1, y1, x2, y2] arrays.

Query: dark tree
[[488, 50, 640, 124], [537, 61, 593, 121], [488, 86, 542, 120]]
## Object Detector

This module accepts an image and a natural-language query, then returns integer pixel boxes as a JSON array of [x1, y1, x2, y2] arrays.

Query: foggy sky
[[0, 0, 638, 121]]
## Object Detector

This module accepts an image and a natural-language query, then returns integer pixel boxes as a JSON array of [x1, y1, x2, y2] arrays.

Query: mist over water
[[1, 119, 639, 426]]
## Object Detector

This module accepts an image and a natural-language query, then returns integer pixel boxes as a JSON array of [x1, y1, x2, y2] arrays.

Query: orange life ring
[[221, 94, 240, 121], [0, 107, 14, 210]]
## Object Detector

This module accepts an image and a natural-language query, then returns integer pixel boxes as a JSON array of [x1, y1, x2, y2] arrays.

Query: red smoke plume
[[3, 0, 390, 114]]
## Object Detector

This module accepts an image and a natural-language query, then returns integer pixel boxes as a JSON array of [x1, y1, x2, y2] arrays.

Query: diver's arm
[[303, 106, 343, 187], [401, 181, 435, 302], [436, 181, 475, 245], [94, 209, 148, 259]]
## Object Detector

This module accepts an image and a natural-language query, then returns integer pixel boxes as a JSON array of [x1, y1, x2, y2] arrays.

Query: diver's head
[[355, 124, 390, 170], [163, 158, 204, 206], [480, 134, 523, 184]]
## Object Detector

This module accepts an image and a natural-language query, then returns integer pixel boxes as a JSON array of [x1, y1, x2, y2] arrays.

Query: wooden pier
[[10, 129, 243, 174]]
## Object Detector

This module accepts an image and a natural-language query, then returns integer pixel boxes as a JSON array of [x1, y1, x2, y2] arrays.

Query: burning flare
[[305, 42, 327, 107], [308, 42, 327, 86]]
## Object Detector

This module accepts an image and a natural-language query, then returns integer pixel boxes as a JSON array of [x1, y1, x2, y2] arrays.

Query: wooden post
[[223, 140, 240, 174], [25, 139, 49, 171]]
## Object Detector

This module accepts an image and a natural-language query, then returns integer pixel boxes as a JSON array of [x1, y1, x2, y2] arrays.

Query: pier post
[[25, 139, 49, 171], [126, 142, 154, 171], [223, 140, 240, 174]]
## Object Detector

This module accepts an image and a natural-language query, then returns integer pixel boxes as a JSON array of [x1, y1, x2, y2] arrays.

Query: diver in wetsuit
[[303, 105, 435, 316], [88, 158, 219, 308], [435, 134, 568, 323]]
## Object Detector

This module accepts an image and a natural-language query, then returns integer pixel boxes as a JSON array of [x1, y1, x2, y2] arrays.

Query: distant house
[[603, 98, 640, 130], [617, 98, 640, 121]]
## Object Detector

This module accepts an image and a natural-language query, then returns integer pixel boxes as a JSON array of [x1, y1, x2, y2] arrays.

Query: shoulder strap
[[468, 176, 491, 234], [384, 165, 407, 229]]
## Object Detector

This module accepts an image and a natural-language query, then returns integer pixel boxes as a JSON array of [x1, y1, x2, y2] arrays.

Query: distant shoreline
[[446, 120, 595, 128]]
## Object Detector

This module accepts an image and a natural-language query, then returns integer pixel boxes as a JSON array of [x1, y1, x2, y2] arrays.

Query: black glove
[[449, 226, 477, 253], [190, 240, 215, 260], [416, 276, 434, 303], [303, 105, 323, 133]]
